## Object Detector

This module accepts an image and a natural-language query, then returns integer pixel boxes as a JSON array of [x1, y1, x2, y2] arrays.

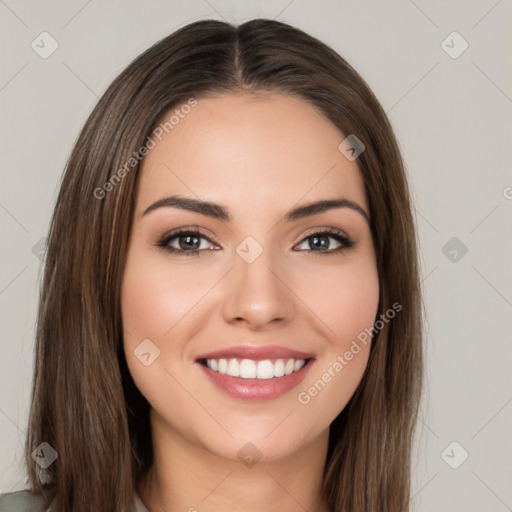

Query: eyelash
[[156, 227, 354, 257]]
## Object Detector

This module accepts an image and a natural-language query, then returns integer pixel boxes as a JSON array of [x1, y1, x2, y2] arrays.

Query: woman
[[0, 18, 423, 512]]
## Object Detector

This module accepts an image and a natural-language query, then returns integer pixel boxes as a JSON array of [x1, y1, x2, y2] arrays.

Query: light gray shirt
[[0, 490, 150, 512]]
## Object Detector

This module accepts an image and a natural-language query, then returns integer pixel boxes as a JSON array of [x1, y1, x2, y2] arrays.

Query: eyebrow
[[142, 195, 370, 225]]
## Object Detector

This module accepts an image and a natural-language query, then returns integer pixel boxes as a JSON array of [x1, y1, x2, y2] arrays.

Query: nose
[[221, 248, 295, 330]]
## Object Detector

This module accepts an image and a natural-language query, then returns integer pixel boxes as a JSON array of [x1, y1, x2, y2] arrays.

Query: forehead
[[136, 93, 368, 217]]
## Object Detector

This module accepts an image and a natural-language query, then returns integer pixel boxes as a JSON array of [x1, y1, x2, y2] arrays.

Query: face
[[121, 92, 379, 463]]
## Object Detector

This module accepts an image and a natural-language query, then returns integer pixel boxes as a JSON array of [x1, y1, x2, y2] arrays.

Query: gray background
[[1, 1, 511, 510]]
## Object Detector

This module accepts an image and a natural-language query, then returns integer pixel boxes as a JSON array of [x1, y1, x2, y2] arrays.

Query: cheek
[[121, 249, 227, 400], [332, 268, 379, 345], [121, 252, 199, 409], [121, 252, 215, 343], [293, 256, 380, 345], [293, 258, 379, 422]]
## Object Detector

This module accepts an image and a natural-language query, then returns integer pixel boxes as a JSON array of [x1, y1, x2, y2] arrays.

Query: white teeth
[[294, 359, 306, 371], [239, 359, 257, 378], [227, 359, 240, 377], [273, 359, 285, 377], [204, 357, 307, 379], [218, 358, 228, 374], [256, 360, 274, 379]]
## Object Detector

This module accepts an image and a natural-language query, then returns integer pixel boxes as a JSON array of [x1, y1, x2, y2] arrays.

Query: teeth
[[239, 359, 257, 378], [273, 359, 285, 377], [227, 358, 240, 377], [294, 360, 305, 371], [218, 359, 228, 374], [205, 358, 307, 379], [256, 360, 274, 379], [285, 359, 295, 375]]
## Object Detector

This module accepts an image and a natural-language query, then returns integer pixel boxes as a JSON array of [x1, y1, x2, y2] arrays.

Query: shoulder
[[0, 490, 147, 512], [0, 490, 54, 512]]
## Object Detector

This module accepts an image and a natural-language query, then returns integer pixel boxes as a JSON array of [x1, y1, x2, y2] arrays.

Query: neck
[[137, 411, 331, 512]]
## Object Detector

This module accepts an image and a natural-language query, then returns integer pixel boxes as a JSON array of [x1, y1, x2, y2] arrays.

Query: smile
[[200, 358, 307, 379], [195, 345, 315, 401]]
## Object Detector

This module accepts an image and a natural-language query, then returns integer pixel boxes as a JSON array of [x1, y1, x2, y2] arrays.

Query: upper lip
[[195, 344, 315, 361]]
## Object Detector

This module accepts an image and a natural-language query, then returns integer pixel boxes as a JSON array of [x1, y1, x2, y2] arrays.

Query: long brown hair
[[25, 18, 423, 512]]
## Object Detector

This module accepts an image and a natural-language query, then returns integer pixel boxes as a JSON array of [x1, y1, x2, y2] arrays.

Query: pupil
[[180, 235, 200, 250], [310, 235, 329, 250]]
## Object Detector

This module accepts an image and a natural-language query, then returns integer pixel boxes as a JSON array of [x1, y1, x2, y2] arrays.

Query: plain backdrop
[[1, 1, 511, 511]]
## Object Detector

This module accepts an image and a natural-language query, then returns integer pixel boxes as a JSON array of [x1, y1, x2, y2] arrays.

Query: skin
[[121, 92, 380, 512]]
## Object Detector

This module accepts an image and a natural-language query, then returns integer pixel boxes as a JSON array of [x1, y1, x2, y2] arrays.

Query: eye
[[157, 229, 217, 256], [294, 229, 354, 254]]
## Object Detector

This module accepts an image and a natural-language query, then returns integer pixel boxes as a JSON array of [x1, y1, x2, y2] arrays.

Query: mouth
[[194, 345, 315, 401], [198, 357, 310, 379]]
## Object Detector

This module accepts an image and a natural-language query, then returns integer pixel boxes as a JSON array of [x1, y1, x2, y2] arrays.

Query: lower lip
[[197, 360, 314, 401]]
